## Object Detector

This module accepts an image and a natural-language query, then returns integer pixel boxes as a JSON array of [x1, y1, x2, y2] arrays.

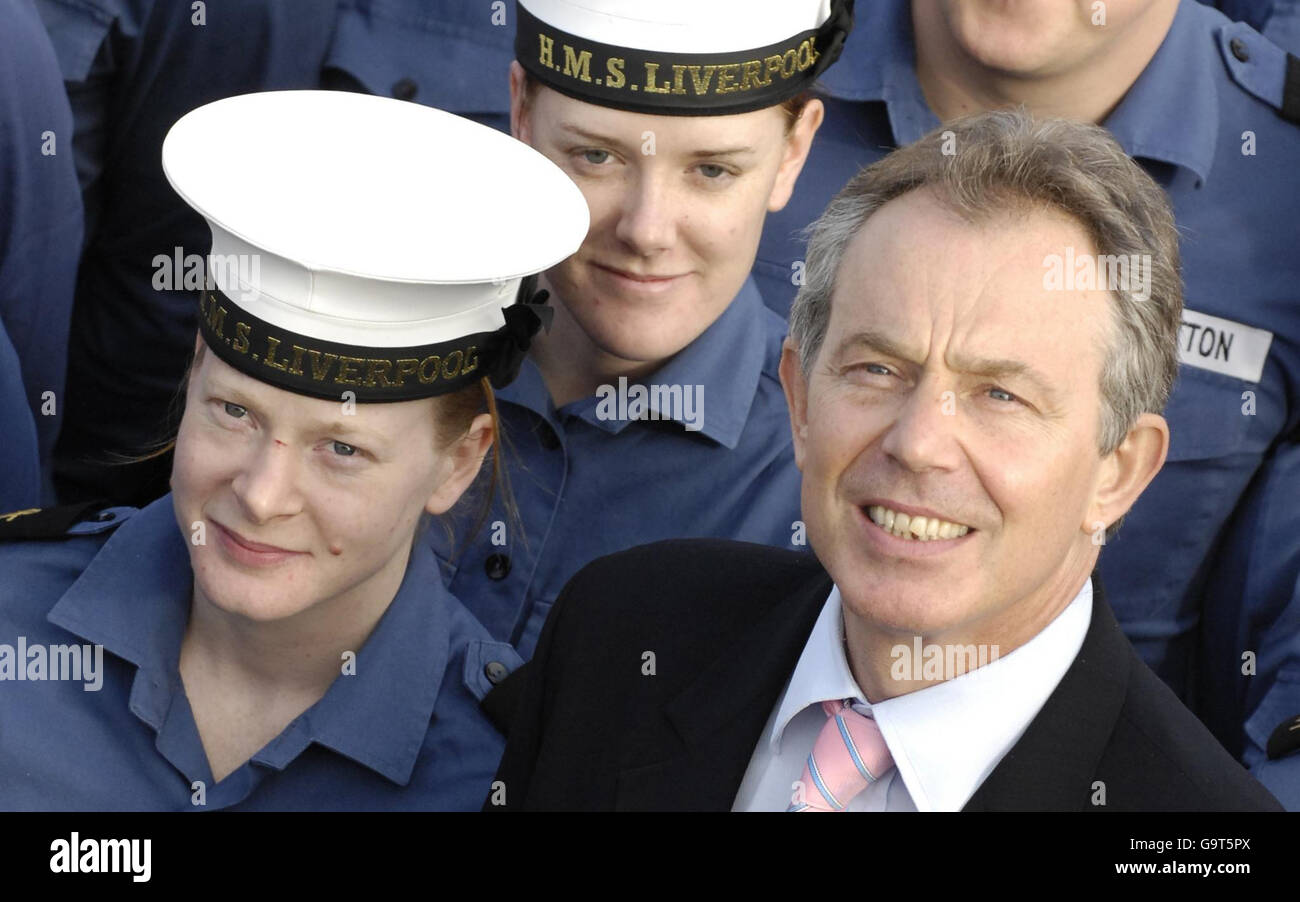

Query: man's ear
[[1084, 412, 1169, 534], [779, 338, 809, 472], [767, 98, 825, 213], [426, 411, 496, 516], [509, 61, 532, 144]]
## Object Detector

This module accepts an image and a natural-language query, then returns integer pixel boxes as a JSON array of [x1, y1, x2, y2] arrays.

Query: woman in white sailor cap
[[433, 1, 853, 660], [0, 90, 587, 810]]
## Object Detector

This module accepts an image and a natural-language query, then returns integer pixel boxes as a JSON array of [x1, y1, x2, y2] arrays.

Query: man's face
[[514, 78, 818, 364], [171, 347, 458, 623], [787, 191, 1115, 645], [924, 0, 1167, 76]]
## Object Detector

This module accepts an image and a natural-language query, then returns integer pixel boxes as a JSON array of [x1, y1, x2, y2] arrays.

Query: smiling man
[[489, 110, 1281, 811]]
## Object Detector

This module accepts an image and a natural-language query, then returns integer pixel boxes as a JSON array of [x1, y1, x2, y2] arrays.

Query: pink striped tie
[[788, 699, 894, 811]]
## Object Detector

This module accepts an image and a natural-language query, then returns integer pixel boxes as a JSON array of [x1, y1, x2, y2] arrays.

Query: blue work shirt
[[430, 278, 806, 659], [0, 0, 82, 509], [34, 0, 514, 502], [1198, 439, 1300, 810], [757, 0, 1300, 795], [0, 496, 519, 810]]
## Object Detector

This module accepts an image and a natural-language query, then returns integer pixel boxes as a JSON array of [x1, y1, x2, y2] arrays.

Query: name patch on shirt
[[1177, 309, 1273, 383]]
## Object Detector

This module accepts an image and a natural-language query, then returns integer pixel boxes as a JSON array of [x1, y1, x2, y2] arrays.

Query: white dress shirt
[[732, 579, 1093, 811]]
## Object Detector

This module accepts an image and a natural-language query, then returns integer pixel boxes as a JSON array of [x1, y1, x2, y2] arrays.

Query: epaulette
[[1217, 21, 1300, 125], [0, 501, 135, 540]]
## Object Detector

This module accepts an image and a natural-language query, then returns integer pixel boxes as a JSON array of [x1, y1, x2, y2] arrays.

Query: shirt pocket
[[324, 0, 514, 122], [1161, 364, 1278, 462], [462, 638, 524, 703]]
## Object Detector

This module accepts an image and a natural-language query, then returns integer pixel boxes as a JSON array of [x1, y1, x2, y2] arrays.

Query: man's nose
[[879, 381, 962, 473], [231, 438, 305, 524], [614, 172, 676, 256]]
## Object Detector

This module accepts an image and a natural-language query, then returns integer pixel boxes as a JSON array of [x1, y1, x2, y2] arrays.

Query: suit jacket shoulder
[[489, 539, 829, 811], [1098, 643, 1283, 811], [965, 585, 1281, 812]]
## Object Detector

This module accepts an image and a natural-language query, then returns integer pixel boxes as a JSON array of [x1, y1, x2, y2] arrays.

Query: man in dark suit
[[488, 109, 1282, 812]]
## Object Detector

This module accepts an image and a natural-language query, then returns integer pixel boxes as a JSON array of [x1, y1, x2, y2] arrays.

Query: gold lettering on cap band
[[514, 3, 843, 115], [196, 290, 495, 402]]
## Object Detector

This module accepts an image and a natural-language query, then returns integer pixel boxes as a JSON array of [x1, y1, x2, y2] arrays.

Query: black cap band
[[515, 0, 854, 116], [196, 280, 552, 402]]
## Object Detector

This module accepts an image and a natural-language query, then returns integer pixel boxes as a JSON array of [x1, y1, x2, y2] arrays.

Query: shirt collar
[[773, 577, 1093, 811], [816, 0, 1217, 182], [48, 495, 192, 677], [48, 494, 453, 786], [815, 0, 940, 146], [506, 277, 770, 449], [1102, 0, 1218, 185], [280, 539, 452, 785]]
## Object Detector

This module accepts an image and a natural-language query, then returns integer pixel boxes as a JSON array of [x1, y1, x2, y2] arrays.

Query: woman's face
[[512, 67, 822, 366], [171, 342, 490, 623]]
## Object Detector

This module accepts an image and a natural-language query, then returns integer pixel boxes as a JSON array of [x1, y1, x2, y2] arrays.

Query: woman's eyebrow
[[208, 378, 390, 444], [309, 419, 387, 445], [686, 145, 756, 159], [555, 121, 635, 154]]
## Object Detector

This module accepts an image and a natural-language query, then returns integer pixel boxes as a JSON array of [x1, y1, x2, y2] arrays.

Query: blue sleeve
[[33, 0, 152, 231], [0, 0, 84, 504], [0, 322, 41, 512], [1198, 436, 1300, 809]]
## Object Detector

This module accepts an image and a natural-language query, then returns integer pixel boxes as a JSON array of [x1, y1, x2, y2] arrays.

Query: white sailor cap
[[515, 0, 854, 115], [161, 89, 589, 401]]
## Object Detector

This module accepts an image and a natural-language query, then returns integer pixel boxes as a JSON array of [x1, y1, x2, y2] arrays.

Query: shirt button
[[392, 77, 418, 101], [538, 423, 561, 450], [484, 661, 510, 685], [1230, 37, 1250, 62], [485, 553, 511, 580]]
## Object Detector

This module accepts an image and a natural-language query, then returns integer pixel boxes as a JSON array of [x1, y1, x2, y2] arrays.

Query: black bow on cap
[[486, 275, 553, 389], [809, 0, 855, 83]]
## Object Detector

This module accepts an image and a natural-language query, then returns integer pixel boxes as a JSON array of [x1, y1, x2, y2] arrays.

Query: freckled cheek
[[314, 495, 409, 559], [172, 434, 237, 507], [582, 185, 635, 239]]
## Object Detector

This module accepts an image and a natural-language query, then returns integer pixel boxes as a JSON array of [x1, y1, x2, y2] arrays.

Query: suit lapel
[[963, 576, 1130, 811], [614, 565, 832, 811]]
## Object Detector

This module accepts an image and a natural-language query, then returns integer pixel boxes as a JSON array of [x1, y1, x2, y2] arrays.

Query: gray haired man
[[488, 110, 1281, 811]]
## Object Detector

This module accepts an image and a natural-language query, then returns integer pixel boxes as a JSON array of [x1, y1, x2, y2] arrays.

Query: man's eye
[[863, 364, 892, 377], [698, 163, 728, 179], [223, 402, 247, 419], [988, 387, 1018, 404], [581, 149, 610, 165], [331, 441, 358, 457]]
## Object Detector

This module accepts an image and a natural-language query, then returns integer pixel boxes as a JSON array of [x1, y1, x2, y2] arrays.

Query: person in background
[[0, 90, 587, 810], [429, 0, 853, 662], [0, 0, 82, 510], [34, 0, 516, 507], [753, 0, 1300, 806]]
